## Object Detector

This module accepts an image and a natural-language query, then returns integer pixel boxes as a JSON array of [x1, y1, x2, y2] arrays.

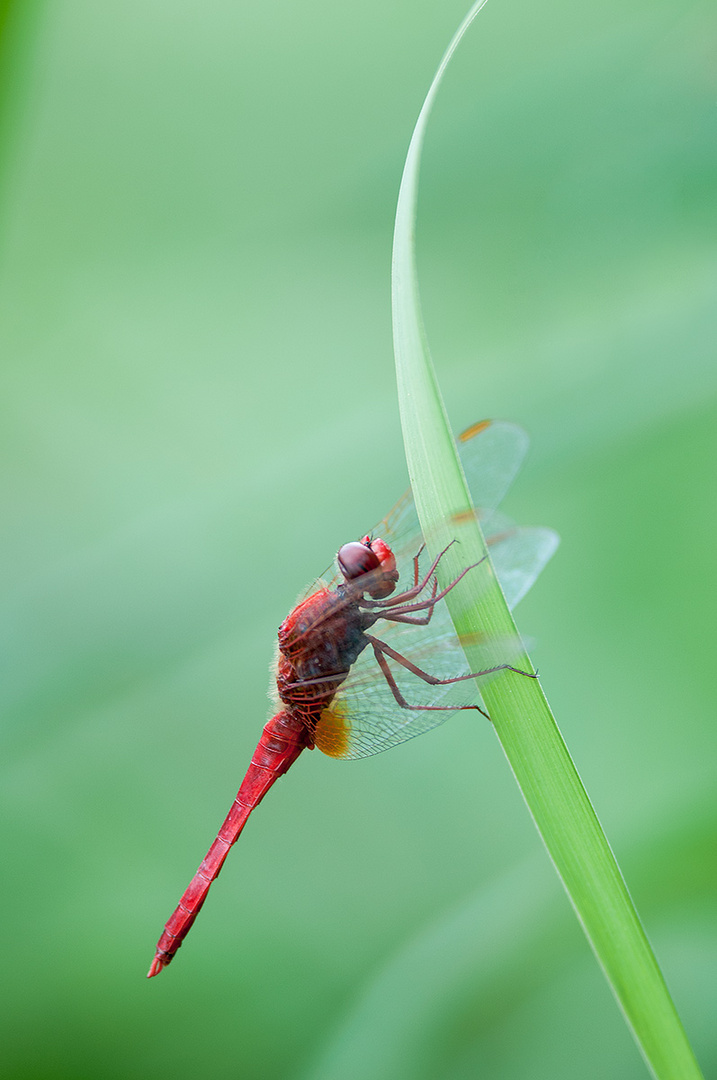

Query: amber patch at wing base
[[450, 507, 479, 527], [314, 704, 353, 759], [458, 419, 491, 442]]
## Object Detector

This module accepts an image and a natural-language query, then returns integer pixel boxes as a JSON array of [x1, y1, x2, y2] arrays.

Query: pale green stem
[[390, 4, 704, 1078]]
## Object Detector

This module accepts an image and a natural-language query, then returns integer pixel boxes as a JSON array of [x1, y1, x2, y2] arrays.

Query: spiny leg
[[411, 544, 425, 588], [371, 557, 487, 620], [368, 639, 491, 721], [365, 632, 538, 689], [379, 578, 438, 626], [379, 611, 433, 626], [362, 542, 458, 609], [279, 671, 346, 705]]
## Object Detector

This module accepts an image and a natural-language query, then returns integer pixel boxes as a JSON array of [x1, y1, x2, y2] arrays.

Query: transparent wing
[[302, 419, 530, 601], [313, 525, 558, 759], [371, 419, 530, 571], [488, 522, 559, 610]]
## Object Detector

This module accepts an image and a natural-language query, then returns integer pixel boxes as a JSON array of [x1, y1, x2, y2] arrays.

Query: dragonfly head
[[337, 536, 398, 599]]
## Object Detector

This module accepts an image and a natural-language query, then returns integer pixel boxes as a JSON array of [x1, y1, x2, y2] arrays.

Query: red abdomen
[[148, 588, 367, 976], [147, 710, 307, 977]]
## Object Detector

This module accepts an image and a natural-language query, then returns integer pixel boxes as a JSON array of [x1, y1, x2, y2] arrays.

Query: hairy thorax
[[275, 588, 370, 718]]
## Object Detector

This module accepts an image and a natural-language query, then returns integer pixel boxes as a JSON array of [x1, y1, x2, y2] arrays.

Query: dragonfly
[[147, 419, 558, 977]]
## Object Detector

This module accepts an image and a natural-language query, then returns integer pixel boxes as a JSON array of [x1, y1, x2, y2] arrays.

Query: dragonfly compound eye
[[337, 541, 381, 581]]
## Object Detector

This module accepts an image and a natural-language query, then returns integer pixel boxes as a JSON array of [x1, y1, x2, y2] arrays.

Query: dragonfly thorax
[[275, 587, 372, 717]]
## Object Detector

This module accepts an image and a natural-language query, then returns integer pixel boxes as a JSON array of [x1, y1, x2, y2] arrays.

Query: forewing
[[303, 419, 530, 602], [378, 419, 529, 560], [314, 525, 557, 759], [456, 419, 529, 527]]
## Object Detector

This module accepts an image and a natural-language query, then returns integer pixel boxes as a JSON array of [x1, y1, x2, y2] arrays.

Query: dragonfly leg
[[411, 544, 426, 588], [278, 670, 347, 706], [377, 578, 438, 625], [365, 632, 537, 691], [366, 635, 491, 720], [372, 557, 487, 619], [363, 542, 458, 609]]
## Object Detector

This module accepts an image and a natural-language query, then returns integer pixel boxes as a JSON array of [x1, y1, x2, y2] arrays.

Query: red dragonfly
[[147, 420, 557, 977]]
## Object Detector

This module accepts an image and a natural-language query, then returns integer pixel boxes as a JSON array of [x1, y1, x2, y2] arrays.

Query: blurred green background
[[1, 1, 714, 1077]]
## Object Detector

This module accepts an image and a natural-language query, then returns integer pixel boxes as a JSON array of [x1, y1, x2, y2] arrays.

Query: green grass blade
[[391, 5, 704, 1079]]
